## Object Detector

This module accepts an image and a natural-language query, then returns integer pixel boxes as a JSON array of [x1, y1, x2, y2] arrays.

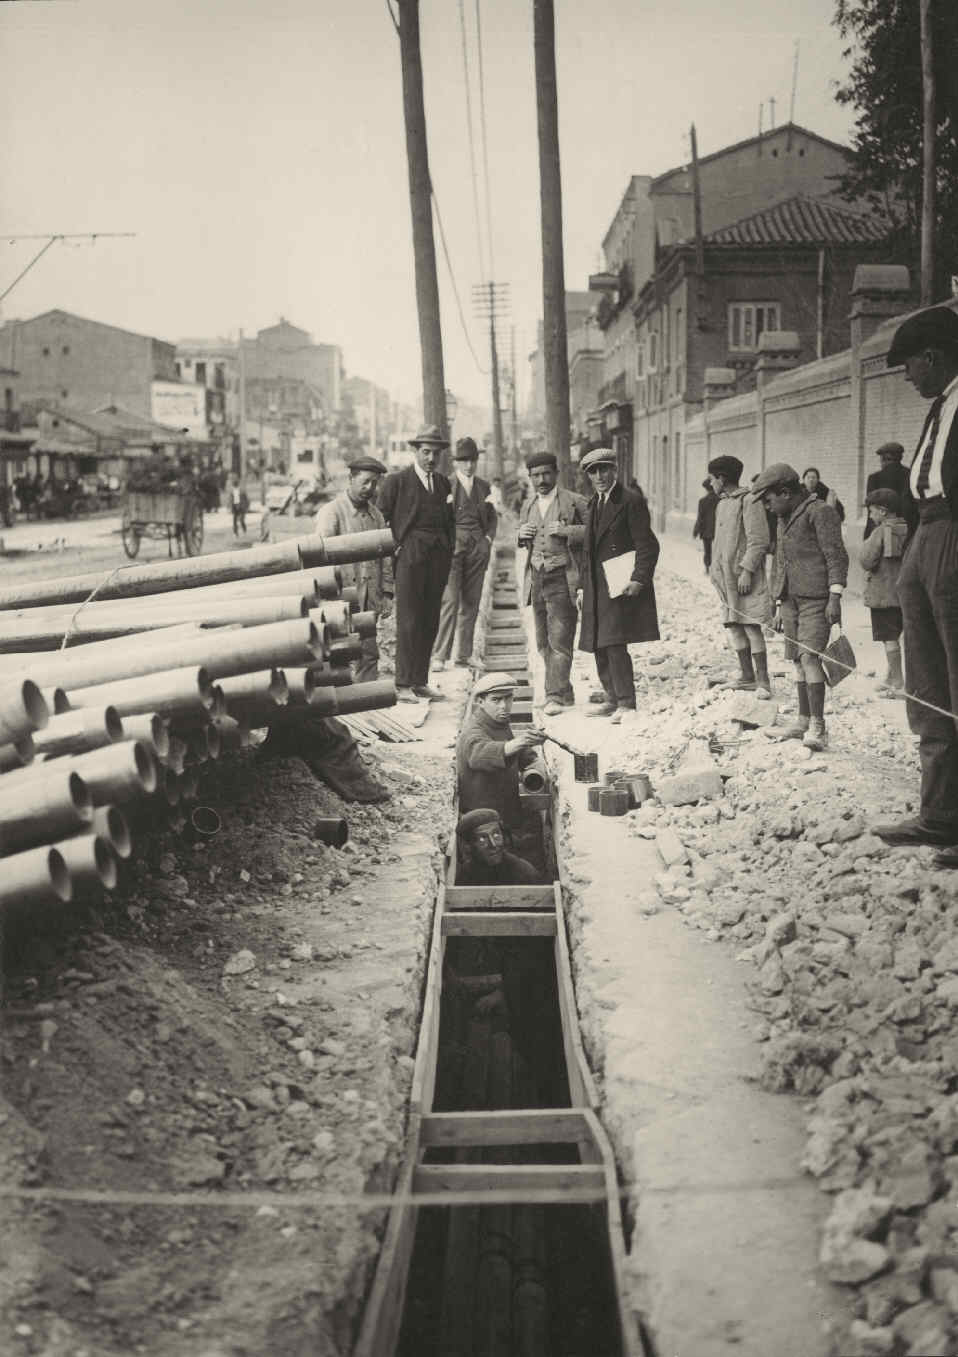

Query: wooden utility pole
[[396, 0, 448, 436], [919, 0, 936, 306], [533, 0, 571, 484], [238, 328, 247, 480], [690, 124, 705, 278], [510, 324, 519, 464]]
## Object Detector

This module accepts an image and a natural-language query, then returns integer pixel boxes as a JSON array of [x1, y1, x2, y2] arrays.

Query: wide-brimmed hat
[[408, 424, 450, 449], [887, 306, 958, 368], [580, 447, 616, 472], [454, 437, 480, 460]]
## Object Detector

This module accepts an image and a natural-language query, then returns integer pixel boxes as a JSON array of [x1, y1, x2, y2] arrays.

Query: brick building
[[0, 310, 178, 421], [241, 319, 342, 416]]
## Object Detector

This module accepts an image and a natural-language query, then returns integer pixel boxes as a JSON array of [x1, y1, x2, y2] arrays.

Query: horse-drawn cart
[[121, 486, 204, 559]]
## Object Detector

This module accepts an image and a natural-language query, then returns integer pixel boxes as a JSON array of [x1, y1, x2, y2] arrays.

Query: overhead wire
[[458, 0, 488, 283], [431, 183, 489, 375], [473, 0, 497, 280]]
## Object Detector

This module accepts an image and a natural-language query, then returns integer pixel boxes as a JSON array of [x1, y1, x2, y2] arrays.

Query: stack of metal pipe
[[0, 529, 398, 909]]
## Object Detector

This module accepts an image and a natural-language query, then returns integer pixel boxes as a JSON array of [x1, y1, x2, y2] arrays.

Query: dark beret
[[347, 456, 387, 475], [526, 451, 557, 471], [887, 306, 958, 368], [707, 455, 743, 482], [458, 807, 501, 839], [875, 441, 904, 460], [455, 437, 479, 460], [865, 488, 902, 513]]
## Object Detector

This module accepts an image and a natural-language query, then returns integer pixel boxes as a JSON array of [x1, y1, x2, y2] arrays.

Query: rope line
[[58, 564, 139, 652]]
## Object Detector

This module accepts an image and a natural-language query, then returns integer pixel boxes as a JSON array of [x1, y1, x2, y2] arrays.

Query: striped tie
[[915, 395, 943, 497]]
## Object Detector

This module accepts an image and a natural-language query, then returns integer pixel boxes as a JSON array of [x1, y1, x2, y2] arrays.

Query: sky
[[0, 0, 859, 418]]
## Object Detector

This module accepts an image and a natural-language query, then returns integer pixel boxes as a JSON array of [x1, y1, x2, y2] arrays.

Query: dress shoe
[[586, 703, 617, 718], [872, 817, 958, 848], [770, 717, 809, 741], [412, 684, 446, 701], [934, 845, 958, 869], [542, 699, 565, 716], [396, 687, 421, 703]]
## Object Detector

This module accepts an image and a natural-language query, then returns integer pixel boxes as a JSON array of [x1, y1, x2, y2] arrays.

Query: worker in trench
[[455, 807, 542, 885], [456, 671, 546, 871]]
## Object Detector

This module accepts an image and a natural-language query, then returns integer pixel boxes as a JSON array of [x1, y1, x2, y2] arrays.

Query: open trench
[[357, 546, 646, 1357]]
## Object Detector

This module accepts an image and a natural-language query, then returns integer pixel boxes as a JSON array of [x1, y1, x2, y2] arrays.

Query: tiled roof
[[705, 195, 888, 247]]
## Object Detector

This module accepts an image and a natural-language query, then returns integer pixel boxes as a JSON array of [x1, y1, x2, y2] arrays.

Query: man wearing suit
[[378, 425, 455, 702], [433, 437, 497, 669], [517, 451, 588, 716], [873, 306, 958, 863], [577, 448, 660, 724]]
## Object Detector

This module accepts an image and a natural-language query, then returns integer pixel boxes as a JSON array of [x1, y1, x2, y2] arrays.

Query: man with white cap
[[577, 448, 660, 723], [456, 671, 545, 858]]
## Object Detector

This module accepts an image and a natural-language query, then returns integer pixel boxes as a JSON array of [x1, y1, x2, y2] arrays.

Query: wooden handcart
[[121, 487, 204, 559]]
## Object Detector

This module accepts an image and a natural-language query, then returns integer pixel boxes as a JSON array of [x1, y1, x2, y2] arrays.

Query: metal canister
[[573, 752, 599, 783], [587, 784, 603, 812], [599, 788, 630, 816], [626, 773, 653, 804], [604, 768, 626, 785]]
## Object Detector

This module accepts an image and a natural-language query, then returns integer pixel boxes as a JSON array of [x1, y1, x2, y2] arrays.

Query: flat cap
[[525, 451, 557, 471], [472, 671, 517, 698], [887, 306, 958, 368], [875, 441, 905, 460], [707, 455, 744, 482], [347, 455, 387, 475], [454, 437, 479, 460], [580, 447, 617, 472], [865, 488, 902, 513], [751, 462, 801, 495], [408, 423, 450, 448], [458, 807, 501, 838]]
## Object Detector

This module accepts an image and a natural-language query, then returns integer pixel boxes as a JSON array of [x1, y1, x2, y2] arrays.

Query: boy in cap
[[865, 442, 917, 539], [517, 451, 587, 715], [433, 436, 497, 670], [707, 454, 772, 694], [456, 808, 542, 885], [858, 488, 908, 697], [378, 426, 455, 701], [314, 454, 391, 680], [577, 447, 660, 723], [753, 462, 848, 750], [457, 672, 545, 861], [872, 306, 958, 861]]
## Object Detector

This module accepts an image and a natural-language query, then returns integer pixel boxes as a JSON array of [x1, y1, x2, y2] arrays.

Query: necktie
[[427, 473, 433, 495], [916, 396, 943, 497]]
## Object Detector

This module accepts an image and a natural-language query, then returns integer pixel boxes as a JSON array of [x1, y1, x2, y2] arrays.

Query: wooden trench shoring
[[355, 545, 642, 1357]]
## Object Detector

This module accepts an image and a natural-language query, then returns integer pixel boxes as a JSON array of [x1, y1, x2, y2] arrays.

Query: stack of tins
[[0, 529, 397, 911]]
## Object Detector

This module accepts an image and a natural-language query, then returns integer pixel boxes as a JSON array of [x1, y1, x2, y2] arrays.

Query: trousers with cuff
[[595, 643, 635, 710]]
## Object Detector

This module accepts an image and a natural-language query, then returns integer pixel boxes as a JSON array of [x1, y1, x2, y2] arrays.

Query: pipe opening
[[93, 837, 118, 890], [22, 678, 50, 731], [98, 806, 132, 859], [149, 716, 171, 759], [104, 706, 124, 742], [133, 741, 158, 793], [68, 771, 94, 821], [47, 848, 73, 902], [269, 668, 289, 704]]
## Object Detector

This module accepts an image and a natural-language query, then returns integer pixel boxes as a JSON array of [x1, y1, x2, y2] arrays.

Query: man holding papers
[[577, 447, 660, 723]]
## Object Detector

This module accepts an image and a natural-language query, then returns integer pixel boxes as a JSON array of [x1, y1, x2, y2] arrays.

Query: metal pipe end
[[211, 686, 227, 718], [69, 771, 94, 822], [22, 678, 50, 732], [48, 847, 73, 901], [104, 706, 124, 742], [52, 688, 70, 715], [132, 741, 158, 794], [97, 805, 132, 859], [270, 668, 289, 705], [149, 714, 171, 759], [92, 836, 118, 890], [196, 666, 214, 707]]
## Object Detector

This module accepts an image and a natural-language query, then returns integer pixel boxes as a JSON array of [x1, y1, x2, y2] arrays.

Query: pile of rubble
[[605, 574, 958, 1357]]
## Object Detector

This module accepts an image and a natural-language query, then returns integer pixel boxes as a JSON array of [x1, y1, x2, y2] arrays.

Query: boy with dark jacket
[[858, 488, 908, 697]]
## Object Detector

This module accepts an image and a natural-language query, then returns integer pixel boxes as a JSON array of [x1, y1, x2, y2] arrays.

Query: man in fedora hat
[[314, 454, 391, 681], [378, 425, 456, 701], [872, 306, 958, 863], [433, 436, 497, 670], [517, 450, 587, 715], [577, 448, 660, 723]]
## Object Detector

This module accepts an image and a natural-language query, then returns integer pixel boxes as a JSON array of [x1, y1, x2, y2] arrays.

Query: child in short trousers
[[859, 488, 908, 698]]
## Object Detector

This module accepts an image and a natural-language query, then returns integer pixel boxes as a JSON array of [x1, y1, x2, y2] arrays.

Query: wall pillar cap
[[703, 366, 736, 388], [851, 264, 911, 299], [756, 330, 801, 357]]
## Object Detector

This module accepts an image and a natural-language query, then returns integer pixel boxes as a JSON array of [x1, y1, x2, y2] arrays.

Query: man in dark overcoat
[[872, 306, 958, 864], [864, 441, 918, 539], [377, 425, 455, 702], [577, 447, 660, 723]]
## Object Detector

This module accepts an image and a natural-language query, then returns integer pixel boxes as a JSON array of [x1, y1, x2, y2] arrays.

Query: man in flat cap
[[753, 462, 848, 751], [314, 455, 391, 680], [378, 426, 456, 702], [457, 671, 545, 864], [456, 808, 542, 886], [707, 454, 772, 694], [433, 436, 497, 671], [517, 452, 588, 715], [864, 441, 917, 539], [577, 448, 659, 723], [873, 305, 958, 862]]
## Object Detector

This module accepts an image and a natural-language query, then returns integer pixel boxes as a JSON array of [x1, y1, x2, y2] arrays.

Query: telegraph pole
[[919, 0, 936, 305], [237, 328, 247, 480], [395, 0, 448, 439], [532, 0, 571, 484], [510, 324, 519, 466], [473, 282, 509, 480]]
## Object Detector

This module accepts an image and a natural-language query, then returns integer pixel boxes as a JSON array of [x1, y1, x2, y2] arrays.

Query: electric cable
[[431, 183, 489, 375], [458, 0, 489, 282], [473, 0, 497, 280]]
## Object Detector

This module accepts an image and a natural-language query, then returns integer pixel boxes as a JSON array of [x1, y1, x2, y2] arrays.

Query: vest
[[530, 495, 566, 572], [454, 479, 484, 547]]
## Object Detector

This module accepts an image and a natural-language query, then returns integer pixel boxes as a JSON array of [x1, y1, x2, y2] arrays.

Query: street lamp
[[444, 389, 458, 472]]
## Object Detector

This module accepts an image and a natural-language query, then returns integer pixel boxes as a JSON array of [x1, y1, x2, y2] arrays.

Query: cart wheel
[[185, 505, 204, 556], [121, 518, 141, 559]]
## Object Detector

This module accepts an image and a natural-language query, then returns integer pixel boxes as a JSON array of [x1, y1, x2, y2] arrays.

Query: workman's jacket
[[517, 487, 588, 606], [858, 514, 908, 610], [456, 707, 538, 832], [769, 491, 848, 601], [457, 848, 541, 886], [314, 491, 392, 612]]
